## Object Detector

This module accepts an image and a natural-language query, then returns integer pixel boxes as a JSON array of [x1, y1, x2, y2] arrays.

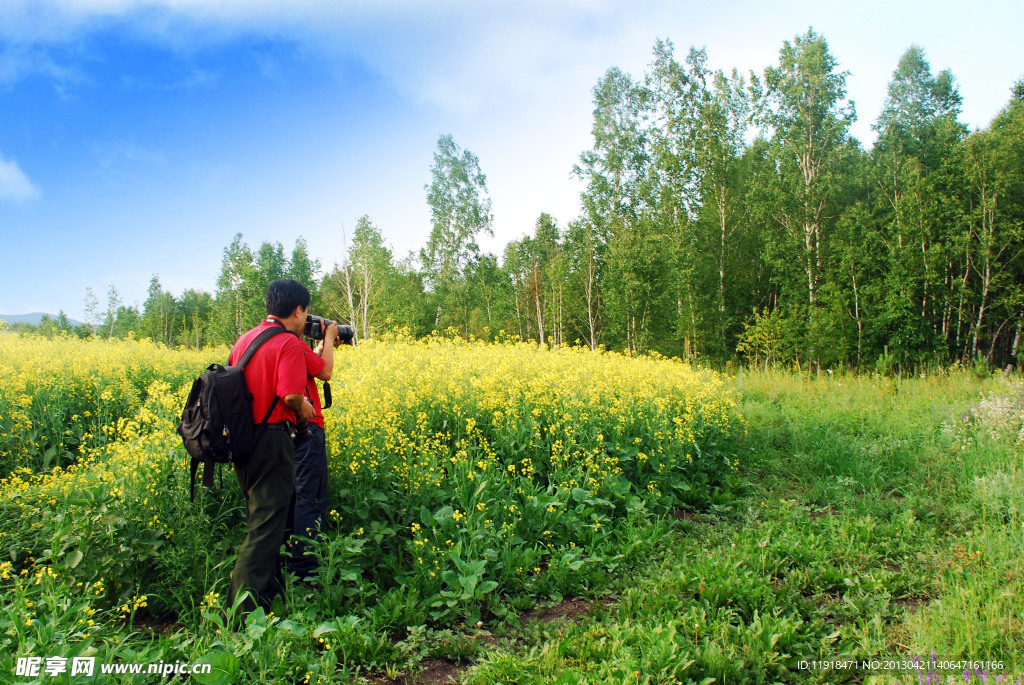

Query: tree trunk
[[513, 284, 523, 341], [988, 316, 1012, 362], [584, 252, 598, 350], [971, 189, 997, 359], [805, 223, 816, 305], [850, 263, 862, 365], [1011, 316, 1022, 361], [718, 185, 728, 350], [361, 267, 372, 342], [532, 266, 545, 345]]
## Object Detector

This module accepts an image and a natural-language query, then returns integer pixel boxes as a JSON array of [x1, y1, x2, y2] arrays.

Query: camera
[[304, 315, 355, 344], [303, 315, 330, 340], [293, 420, 312, 444]]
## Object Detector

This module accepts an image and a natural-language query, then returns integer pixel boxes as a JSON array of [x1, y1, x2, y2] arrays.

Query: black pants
[[287, 424, 328, 578], [227, 428, 295, 613]]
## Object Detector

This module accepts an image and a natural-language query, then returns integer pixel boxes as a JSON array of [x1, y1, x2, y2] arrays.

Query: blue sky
[[1, 0, 1021, 321]]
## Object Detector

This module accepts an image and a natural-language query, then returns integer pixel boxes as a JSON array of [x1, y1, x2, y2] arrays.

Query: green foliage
[[736, 307, 802, 368], [421, 134, 495, 337], [468, 369, 1024, 683]]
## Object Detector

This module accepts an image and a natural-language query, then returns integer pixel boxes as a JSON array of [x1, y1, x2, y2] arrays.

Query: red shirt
[[304, 351, 328, 429], [229, 320, 322, 425]]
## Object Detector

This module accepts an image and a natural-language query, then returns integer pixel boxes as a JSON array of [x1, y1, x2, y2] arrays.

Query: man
[[226, 278, 323, 613], [287, 316, 341, 580]]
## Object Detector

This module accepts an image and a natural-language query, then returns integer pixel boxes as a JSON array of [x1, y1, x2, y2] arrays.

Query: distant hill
[[0, 312, 83, 327]]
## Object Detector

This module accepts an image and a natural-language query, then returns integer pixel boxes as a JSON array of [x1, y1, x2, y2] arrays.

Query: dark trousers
[[287, 424, 328, 578], [227, 428, 295, 613]]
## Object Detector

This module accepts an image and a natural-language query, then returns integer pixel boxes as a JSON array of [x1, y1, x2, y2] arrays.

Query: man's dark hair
[[266, 279, 311, 318]]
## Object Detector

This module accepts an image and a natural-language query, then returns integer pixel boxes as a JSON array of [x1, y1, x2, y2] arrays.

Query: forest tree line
[[11, 30, 1023, 371]]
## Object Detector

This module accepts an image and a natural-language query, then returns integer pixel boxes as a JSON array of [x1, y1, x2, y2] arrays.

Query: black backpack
[[177, 322, 292, 500]]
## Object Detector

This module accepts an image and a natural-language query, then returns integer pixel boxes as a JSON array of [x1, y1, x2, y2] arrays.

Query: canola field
[[0, 334, 743, 684]]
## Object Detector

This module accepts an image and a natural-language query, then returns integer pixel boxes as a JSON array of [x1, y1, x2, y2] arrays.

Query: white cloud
[[0, 1, 627, 112], [0, 153, 40, 202], [3, 0, 1014, 131], [0, 43, 87, 88], [93, 139, 167, 170]]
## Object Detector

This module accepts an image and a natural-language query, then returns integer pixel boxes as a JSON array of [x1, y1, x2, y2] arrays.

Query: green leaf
[[192, 650, 239, 685], [201, 610, 225, 631], [460, 575, 479, 594], [278, 619, 306, 636], [571, 488, 593, 503], [617, 445, 639, 461], [67, 550, 84, 569], [434, 505, 454, 524], [245, 606, 266, 627], [313, 622, 338, 638]]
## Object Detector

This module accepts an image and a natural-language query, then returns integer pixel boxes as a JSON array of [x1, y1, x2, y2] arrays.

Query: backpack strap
[[238, 319, 296, 433], [236, 319, 290, 368]]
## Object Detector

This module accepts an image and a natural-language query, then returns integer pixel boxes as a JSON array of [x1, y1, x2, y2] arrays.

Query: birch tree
[[870, 45, 965, 362], [757, 29, 855, 306], [347, 215, 394, 342], [421, 134, 493, 334]]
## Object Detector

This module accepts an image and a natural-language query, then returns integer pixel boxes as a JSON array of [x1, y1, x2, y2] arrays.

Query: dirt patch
[[894, 596, 927, 613], [522, 597, 616, 624], [130, 614, 181, 638], [670, 509, 700, 523], [469, 630, 499, 648], [811, 592, 842, 608], [808, 506, 835, 520], [362, 598, 616, 684], [522, 597, 595, 623], [363, 659, 464, 685]]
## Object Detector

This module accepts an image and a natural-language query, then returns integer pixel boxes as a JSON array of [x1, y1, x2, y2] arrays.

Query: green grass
[[461, 369, 1024, 684]]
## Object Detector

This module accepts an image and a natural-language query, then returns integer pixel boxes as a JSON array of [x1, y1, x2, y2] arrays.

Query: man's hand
[[313, 322, 338, 381], [298, 397, 315, 422], [283, 393, 315, 422], [325, 321, 339, 347]]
